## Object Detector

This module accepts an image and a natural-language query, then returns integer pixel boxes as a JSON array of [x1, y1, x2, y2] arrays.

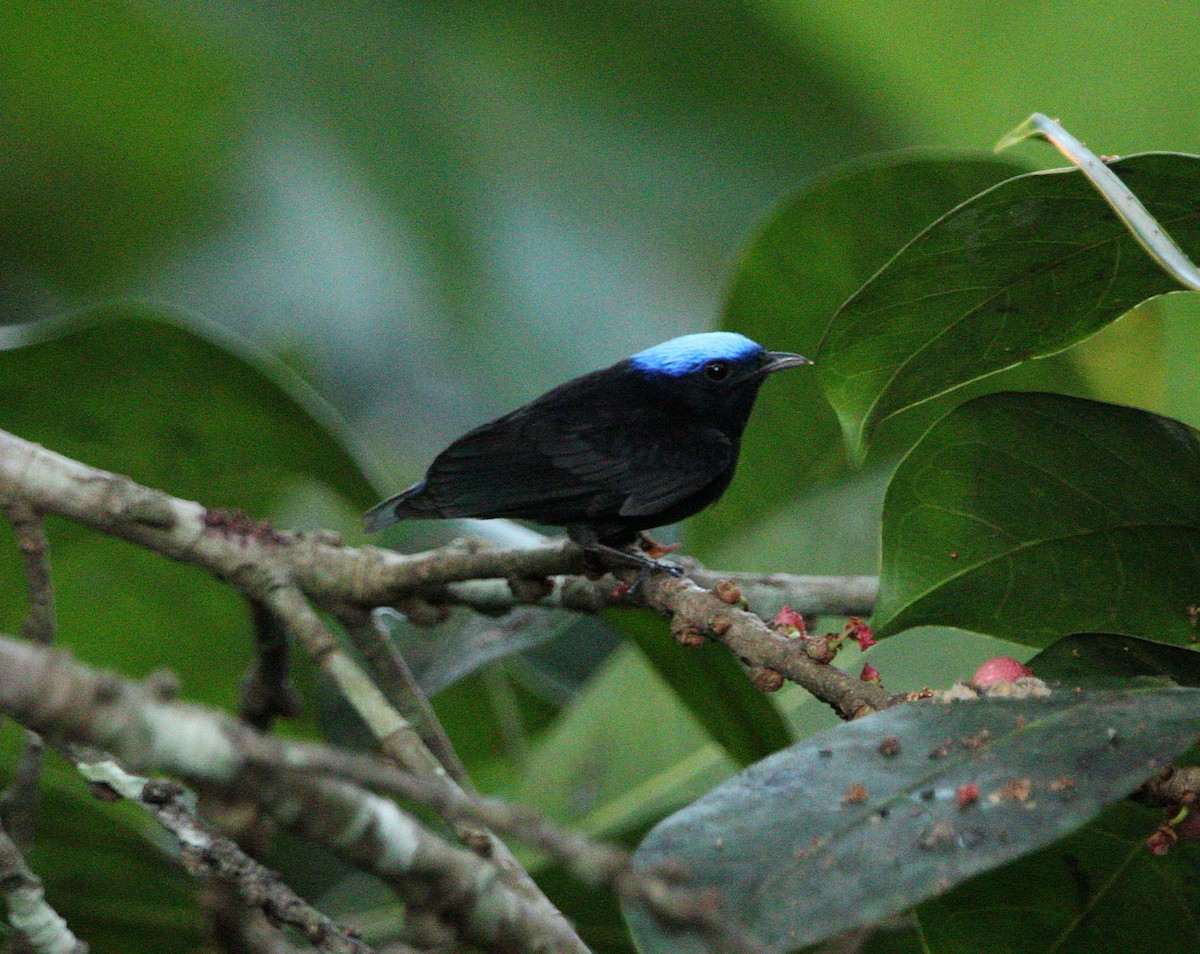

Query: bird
[[364, 332, 810, 570]]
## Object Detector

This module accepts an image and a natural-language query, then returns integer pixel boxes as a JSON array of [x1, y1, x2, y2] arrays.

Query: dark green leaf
[[875, 392, 1200, 645], [818, 153, 1200, 455], [514, 646, 736, 838], [534, 863, 639, 954], [0, 306, 375, 710], [608, 608, 792, 767], [1031, 633, 1200, 686], [625, 687, 1200, 953], [915, 802, 1200, 953], [695, 153, 1029, 551]]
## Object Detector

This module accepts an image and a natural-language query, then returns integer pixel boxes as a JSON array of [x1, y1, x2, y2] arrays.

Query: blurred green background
[[4, 1, 1200, 950], [6, 0, 1200, 472]]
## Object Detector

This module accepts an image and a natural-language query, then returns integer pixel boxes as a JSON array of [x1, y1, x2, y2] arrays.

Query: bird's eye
[[704, 360, 731, 381]]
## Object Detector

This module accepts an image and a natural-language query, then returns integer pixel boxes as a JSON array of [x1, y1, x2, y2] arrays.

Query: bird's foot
[[636, 532, 684, 560], [583, 541, 684, 580]]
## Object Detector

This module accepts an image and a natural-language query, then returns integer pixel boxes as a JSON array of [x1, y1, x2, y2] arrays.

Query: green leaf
[[875, 392, 1200, 645], [533, 864, 639, 954], [914, 801, 1200, 953], [998, 114, 1200, 291], [514, 646, 737, 837], [608, 608, 792, 767], [1031, 633, 1200, 686], [624, 687, 1200, 954], [694, 152, 1029, 550], [0, 305, 376, 710], [818, 153, 1200, 456]]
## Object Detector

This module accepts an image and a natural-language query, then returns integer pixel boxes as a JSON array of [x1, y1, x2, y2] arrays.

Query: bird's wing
[[422, 369, 734, 522], [421, 411, 601, 516], [524, 404, 735, 518]]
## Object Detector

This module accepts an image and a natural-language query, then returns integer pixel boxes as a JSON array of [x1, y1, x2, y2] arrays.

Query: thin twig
[[239, 597, 303, 731], [997, 113, 1200, 291], [1, 503, 56, 856], [0, 826, 88, 954], [63, 745, 377, 954], [337, 609, 473, 788], [4, 503, 55, 645]]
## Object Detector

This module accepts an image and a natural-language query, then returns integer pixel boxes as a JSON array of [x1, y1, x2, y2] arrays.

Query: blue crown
[[629, 332, 763, 377]]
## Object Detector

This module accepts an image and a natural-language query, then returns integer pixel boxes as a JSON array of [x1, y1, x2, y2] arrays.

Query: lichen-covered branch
[[0, 826, 87, 954], [64, 746, 376, 954], [0, 634, 588, 954], [0, 634, 776, 954]]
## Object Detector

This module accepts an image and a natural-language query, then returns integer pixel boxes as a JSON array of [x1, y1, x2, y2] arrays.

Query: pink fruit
[[972, 657, 1033, 686]]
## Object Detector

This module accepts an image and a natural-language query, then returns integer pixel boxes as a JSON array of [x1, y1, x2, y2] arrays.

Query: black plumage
[[365, 332, 809, 555]]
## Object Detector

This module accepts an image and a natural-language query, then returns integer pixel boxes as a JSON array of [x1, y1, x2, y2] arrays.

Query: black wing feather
[[417, 365, 733, 524]]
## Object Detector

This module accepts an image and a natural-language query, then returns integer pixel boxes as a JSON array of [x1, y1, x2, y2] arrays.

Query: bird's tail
[[362, 480, 437, 532]]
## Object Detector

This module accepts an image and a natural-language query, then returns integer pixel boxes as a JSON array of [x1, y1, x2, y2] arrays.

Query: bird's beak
[[761, 351, 813, 375]]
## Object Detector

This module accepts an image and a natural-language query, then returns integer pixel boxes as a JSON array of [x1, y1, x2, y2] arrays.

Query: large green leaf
[[875, 392, 1200, 645], [0, 306, 376, 708], [693, 153, 1029, 551], [625, 686, 1200, 953], [516, 627, 1025, 844], [1031, 632, 1200, 687], [818, 154, 1200, 456], [514, 646, 738, 837], [913, 801, 1200, 953], [608, 608, 792, 767]]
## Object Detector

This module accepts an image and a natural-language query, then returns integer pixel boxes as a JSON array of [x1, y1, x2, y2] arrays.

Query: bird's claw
[[637, 532, 684, 560], [583, 541, 683, 583]]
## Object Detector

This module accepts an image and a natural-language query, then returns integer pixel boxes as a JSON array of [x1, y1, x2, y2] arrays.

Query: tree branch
[[0, 427, 884, 720], [336, 609, 473, 788], [63, 745, 376, 954], [4, 503, 56, 646], [238, 597, 303, 731], [0, 634, 592, 954], [0, 827, 87, 954], [1, 503, 56, 856], [2, 502, 59, 954], [0, 633, 776, 954], [634, 574, 898, 718]]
